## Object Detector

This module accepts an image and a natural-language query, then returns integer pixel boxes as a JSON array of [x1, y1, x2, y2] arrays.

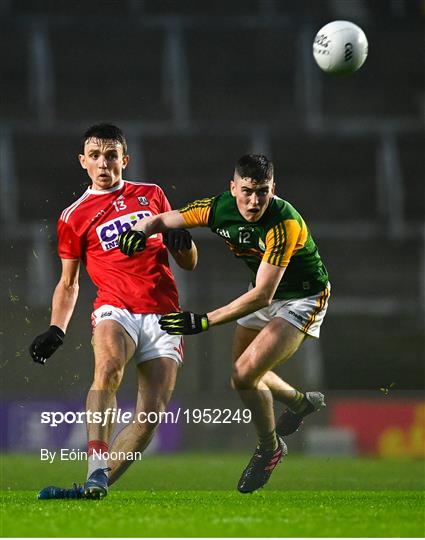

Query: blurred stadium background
[[0, 0, 424, 464]]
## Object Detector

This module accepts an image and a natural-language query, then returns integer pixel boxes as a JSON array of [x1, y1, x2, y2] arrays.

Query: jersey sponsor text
[[96, 210, 153, 251]]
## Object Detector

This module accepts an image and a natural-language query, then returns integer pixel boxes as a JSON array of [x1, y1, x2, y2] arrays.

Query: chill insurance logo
[[96, 211, 153, 251]]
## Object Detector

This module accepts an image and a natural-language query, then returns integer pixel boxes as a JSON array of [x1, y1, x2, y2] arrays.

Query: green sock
[[287, 390, 309, 414], [258, 430, 279, 451]]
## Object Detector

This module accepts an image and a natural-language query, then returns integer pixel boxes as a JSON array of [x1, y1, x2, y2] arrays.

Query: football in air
[[313, 20, 368, 75]]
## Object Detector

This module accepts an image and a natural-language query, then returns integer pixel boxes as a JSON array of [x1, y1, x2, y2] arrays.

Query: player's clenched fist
[[118, 229, 147, 256], [159, 311, 209, 335], [163, 229, 192, 251], [29, 326, 65, 364]]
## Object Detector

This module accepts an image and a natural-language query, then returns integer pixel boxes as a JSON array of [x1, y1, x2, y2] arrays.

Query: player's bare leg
[[232, 324, 304, 406], [232, 319, 306, 436], [233, 323, 324, 429], [107, 357, 178, 486], [232, 318, 307, 492], [85, 319, 136, 498]]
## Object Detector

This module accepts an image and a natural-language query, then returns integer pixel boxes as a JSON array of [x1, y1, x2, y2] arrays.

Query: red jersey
[[57, 180, 180, 314]]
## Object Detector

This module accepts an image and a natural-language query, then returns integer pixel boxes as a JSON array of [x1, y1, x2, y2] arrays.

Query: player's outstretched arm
[[29, 259, 80, 364], [119, 210, 192, 256], [159, 262, 286, 335], [206, 261, 285, 326], [136, 210, 188, 235]]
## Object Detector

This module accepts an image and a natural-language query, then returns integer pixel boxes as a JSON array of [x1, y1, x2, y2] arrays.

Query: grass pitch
[[1, 453, 424, 537]]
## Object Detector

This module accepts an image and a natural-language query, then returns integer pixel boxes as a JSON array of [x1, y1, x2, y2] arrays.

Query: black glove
[[29, 325, 65, 365], [163, 229, 192, 251], [118, 229, 147, 256], [159, 312, 209, 335]]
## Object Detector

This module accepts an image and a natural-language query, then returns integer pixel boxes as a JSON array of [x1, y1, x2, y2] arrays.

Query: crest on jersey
[[138, 196, 149, 206]]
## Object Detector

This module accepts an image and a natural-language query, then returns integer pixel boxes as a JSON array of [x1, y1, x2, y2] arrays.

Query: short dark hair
[[235, 154, 274, 183], [82, 123, 128, 154]]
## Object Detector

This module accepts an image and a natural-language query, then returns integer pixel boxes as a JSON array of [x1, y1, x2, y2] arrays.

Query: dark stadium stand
[[0, 27, 33, 121], [49, 25, 170, 122], [364, 0, 424, 19], [398, 131, 425, 223], [271, 133, 377, 222], [320, 24, 424, 119], [6, 0, 424, 19], [1, 3, 423, 399], [273, 0, 334, 19], [14, 133, 87, 222], [144, 0, 259, 15], [322, 313, 424, 390], [186, 27, 299, 125], [10, 0, 129, 16], [318, 236, 420, 300]]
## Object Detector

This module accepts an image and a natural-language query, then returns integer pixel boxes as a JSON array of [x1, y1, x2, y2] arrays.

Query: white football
[[313, 20, 368, 75]]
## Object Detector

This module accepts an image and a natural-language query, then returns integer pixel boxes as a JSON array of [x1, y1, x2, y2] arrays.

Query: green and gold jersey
[[179, 191, 329, 299]]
